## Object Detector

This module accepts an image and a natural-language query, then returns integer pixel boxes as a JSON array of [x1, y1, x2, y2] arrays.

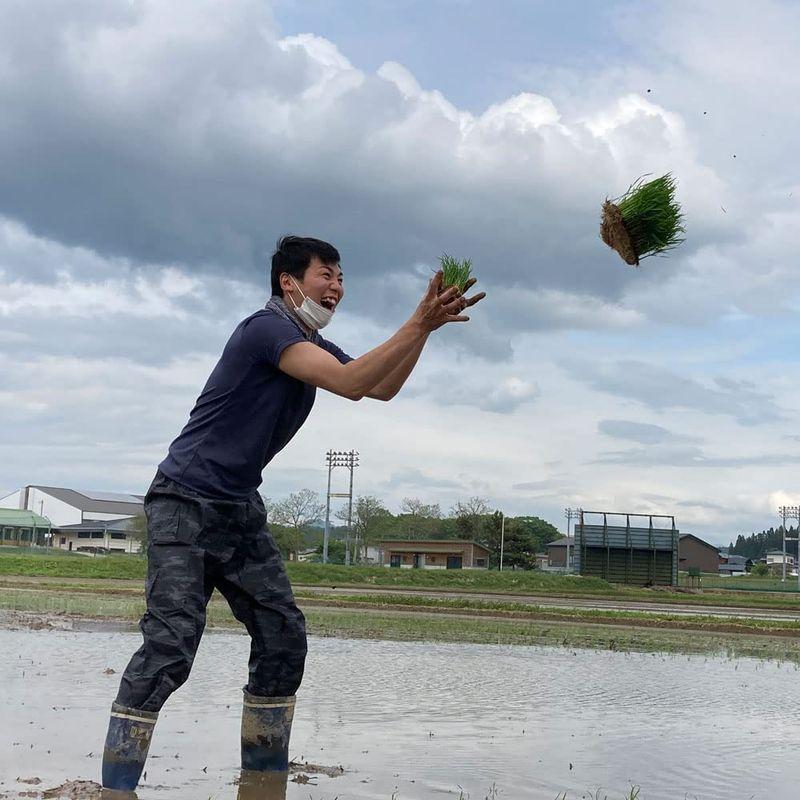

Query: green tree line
[[728, 526, 799, 560], [131, 492, 563, 569]]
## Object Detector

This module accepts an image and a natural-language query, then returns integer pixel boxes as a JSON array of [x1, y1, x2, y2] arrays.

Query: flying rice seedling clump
[[600, 173, 685, 266], [439, 253, 472, 292]]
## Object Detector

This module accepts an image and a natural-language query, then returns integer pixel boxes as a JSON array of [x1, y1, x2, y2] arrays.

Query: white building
[[765, 550, 796, 567], [0, 485, 144, 554]]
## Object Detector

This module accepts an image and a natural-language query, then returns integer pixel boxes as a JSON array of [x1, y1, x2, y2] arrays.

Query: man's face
[[282, 257, 344, 314]]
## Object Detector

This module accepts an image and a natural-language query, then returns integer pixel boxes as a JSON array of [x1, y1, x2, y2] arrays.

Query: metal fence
[[575, 511, 678, 586]]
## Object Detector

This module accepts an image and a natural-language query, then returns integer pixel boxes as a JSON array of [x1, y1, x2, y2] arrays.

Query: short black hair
[[270, 235, 340, 296]]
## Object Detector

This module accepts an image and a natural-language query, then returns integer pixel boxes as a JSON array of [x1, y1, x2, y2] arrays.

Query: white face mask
[[288, 277, 333, 331]]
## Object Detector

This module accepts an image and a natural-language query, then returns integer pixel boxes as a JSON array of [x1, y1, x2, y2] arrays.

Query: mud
[[601, 200, 639, 265], [0, 781, 102, 800]]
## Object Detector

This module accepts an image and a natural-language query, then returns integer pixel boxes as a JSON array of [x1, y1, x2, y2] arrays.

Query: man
[[101, 236, 485, 797]]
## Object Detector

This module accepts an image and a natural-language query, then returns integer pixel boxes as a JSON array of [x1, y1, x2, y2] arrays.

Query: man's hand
[[413, 271, 486, 332]]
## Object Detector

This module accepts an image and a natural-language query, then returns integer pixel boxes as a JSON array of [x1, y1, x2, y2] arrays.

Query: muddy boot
[[236, 769, 289, 800], [101, 702, 158, 792], [240, 691, 295, 773]]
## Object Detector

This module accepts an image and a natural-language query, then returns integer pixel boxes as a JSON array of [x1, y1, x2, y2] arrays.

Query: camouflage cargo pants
[[115, 471, 307, 712]]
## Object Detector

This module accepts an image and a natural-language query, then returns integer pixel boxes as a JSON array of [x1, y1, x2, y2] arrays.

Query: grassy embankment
[[4, 550, 800, 661], [4, 586, 800, 662], [3, 550, 800, 610]]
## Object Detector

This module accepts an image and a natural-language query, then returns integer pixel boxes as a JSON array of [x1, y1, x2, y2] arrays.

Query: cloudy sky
[[2, 0, 799, 544]]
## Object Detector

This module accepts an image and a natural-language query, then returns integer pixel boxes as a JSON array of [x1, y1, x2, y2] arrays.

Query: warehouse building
[[0, 485, 144, 553]]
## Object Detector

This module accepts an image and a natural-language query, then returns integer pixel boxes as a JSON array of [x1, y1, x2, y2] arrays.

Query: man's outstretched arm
[[278, 272, 482, 400], [364, 277, 485, 401]]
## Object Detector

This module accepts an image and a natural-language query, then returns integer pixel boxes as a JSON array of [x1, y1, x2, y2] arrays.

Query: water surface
[[1, 629, 798, 799]]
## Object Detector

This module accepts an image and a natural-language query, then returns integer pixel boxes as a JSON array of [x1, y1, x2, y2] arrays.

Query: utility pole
[[778, 505, 800, 584], [346, 457, 355, 565], [323, 450, 359, 564], [499, 512, 505, 571], [564, 507, 581, 573]]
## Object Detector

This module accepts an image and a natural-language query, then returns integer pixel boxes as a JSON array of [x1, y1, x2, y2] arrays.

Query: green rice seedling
[[601, 173, 685, 266], [439, 253, 473, 291]]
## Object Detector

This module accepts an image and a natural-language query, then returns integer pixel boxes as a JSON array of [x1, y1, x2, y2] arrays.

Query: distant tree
[[312, 538, 346, 564], [352, 496, 392, 562], [513, 516, 562, 551], [730, 526, 798, 560], [400, 497, 441, 519], [450, 497, 490, 539], [475, 512, 558, 570], [389, 497, 440, 538], [750, 562, 770, 577], [335, 495, 392, 562], [259, 494, 272, 523], [271, 489, 325, 560]]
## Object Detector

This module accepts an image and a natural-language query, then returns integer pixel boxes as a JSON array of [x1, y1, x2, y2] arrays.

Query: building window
[[390, 554, 401, 568], [77, 532, 91, 539], [110, 533, 126, 540], [476, 558, 487, 567], [60, 537, 66, 545], [91, 532, 105, 539]]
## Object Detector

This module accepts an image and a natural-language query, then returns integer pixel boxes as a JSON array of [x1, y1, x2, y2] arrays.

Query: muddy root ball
[[600, 201, 639, 267]]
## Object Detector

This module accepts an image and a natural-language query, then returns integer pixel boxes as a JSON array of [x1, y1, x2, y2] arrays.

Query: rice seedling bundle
[[439, 253, 473, 292], [600, 173, 685, 266]]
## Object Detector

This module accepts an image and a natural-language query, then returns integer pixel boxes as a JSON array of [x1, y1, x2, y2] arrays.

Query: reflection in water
[[101, 789, 138, 800], [236, 769, 287, 800], [2, 629, 799, 799]]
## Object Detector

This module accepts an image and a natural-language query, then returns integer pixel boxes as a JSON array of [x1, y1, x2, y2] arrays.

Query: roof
[[57, 517, 137, 532], [378, 539, 491, 552], [25, 486, 144, 515], [0, 508, 51, 527], [547, 537, 574, 547], [679, 533, 718, 550], [724, 555, 749, 565]]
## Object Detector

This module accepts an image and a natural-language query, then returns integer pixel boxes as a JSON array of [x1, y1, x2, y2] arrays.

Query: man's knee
[[115, 605, 205, 711], [247, 607, 307, 696]]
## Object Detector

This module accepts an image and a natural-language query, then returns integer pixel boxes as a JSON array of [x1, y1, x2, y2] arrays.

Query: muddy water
[[2, 629, 799, 800]]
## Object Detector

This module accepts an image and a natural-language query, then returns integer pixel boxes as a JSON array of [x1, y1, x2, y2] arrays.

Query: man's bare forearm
[[341, 318, 428, 398], [366, 334, 429, 399]]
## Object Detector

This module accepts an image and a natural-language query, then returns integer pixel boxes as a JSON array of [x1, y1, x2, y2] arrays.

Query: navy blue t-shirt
[[159, 299, 353, 498]]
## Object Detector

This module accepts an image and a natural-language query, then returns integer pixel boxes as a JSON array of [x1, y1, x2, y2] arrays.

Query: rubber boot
[[240, 691, 295, 773], [101, 702, 158, 792]]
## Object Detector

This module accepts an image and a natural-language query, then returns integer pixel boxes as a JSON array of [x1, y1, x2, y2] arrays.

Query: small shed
[[575, 511, 678, 586], [546, 536, 575, 568], [0, 508, 52, 547]]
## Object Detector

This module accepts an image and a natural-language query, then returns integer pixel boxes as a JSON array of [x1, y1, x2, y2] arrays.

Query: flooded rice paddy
[[2, 628, 799, 799]]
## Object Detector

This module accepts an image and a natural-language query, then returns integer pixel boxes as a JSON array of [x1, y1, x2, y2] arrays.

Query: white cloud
[[2, 0, 800, 545]]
